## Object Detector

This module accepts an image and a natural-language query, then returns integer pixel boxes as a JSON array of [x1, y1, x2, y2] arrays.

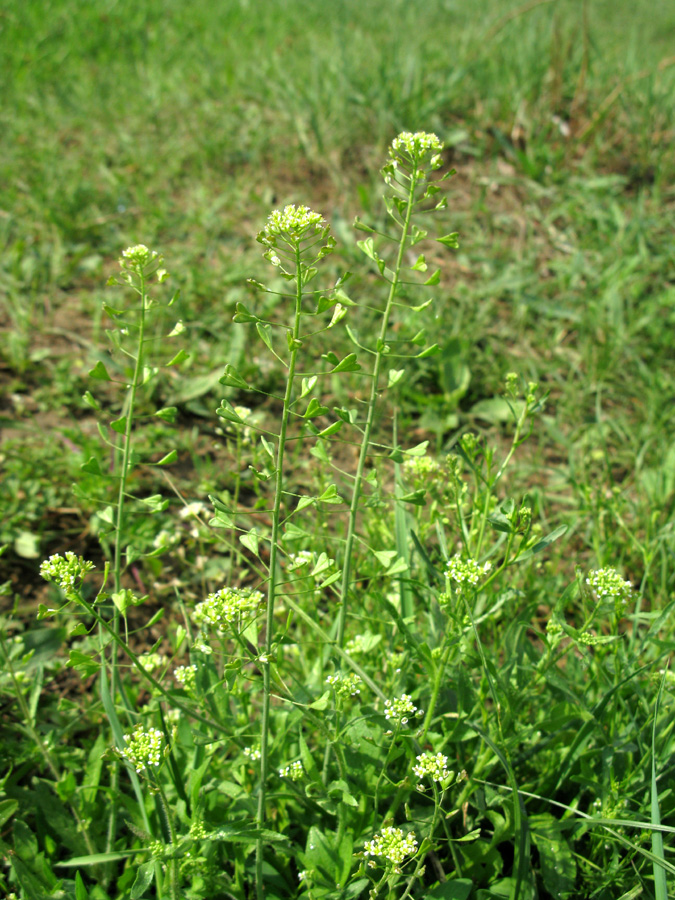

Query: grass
[[1, 1, 675, 898]]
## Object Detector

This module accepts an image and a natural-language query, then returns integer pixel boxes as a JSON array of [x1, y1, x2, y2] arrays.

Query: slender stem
[[419, 634, 454, 746], [255, 244, 303, 900], [337, 168, 418, 648], [155, 778, 179, 900], [106, 276, 147, 851]]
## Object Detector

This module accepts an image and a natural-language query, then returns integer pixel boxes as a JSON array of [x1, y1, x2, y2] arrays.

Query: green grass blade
[[651, 669, 668, 900]]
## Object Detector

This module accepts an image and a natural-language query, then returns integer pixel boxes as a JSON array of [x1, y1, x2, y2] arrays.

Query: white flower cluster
[[138, 652, 167, 673], [413, 751, 449, 789], [179, 501, 208, 520], [174, 664, 198, 691], [288, 550, 314, 570], [325, 672, 362, 698], [403, 455, 441, 481], [390, 131, 443, 170], [120, 244, 165, 278], [244, 746, 261, 761], [262, 205, 326, 241], [121, 725, 164, 773], [194, 586, 264, 632], [446, 555, 491, 594], [39, 552, 95, 593], [391, 131, 443, 155], [586, 568, 634, 611], [364, 826, 418, 868], [279, 760, 303, 781], [384, 693, 421, 725], [153, 529, 180, 550]]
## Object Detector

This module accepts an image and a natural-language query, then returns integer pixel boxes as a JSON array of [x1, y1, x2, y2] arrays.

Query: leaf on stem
[[166, 349, 190, 367], [219, 365, 250, 390], [88, 360, 112, 381]]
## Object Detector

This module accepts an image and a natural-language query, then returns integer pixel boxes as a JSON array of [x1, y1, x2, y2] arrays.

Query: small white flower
[[384, 693, 419, 725], [413, 751, 450, 786], [279, 760, 303, 781]]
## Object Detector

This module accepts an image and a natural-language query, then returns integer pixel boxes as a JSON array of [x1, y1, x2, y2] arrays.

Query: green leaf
[[66, 650, 100, 677], [516, 524, 568, 562], [423, 268, 441, 285], [309, 690, 331, 710], [0, 799, 18, 828], [331, 352, 361, 373], [140, 494, 169, 511], [310, 552, 334, 577], [373, 550, 398, 568], [425, 880, 472, 900], [233, 301, 259, 323], [318, 484, 342, 504], [346, 879, 370, 899], [318, 571, 341, 588], [131, 860, 155, 899], [529, 814, 576, 897], [75, 870, 89, 900], [210, 510, 235, 529], [304, 397, 330, 419], [240, 529, 260, 556], [102, 303, 124, 318], [256, 322, 274, 353], [155, 406, 178, 423], [80, 456, 103, 476], [82, 390, 100, 410], [55, 851, 139, 867], [98, 505, 115, 525], [166, 348, 190, 366], [353, 216, 376, 233], [110, 415, 127, 434], [88, 360, 112, 381], [396, 489, 427, 505], [299, 735, 323, 784], [417, 343, 440, 358], [154, 449, 178, 466], [282, 523, 310, 541], [300, 375, 317, 399], [112, 588, 144, 615], [216, 399, 245, 423], [317, 420, 343, 438], [437, 232, 460, 248]]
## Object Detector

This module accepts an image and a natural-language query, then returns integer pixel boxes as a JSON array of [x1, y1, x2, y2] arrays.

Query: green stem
[[155, 778, 179, 900], [336, 168, 418, 649], [419, 634, 454, 746], [255, 244, 303, 900], [107, 274, 147, 851]]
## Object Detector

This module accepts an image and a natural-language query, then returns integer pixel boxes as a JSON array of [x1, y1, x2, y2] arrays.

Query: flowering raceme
[[413, 751, 450, 789], [193, 586, 264, 632], [39, 552, 95, 593], [364, 826, 418, 868], [121, 725, 165, 774]]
